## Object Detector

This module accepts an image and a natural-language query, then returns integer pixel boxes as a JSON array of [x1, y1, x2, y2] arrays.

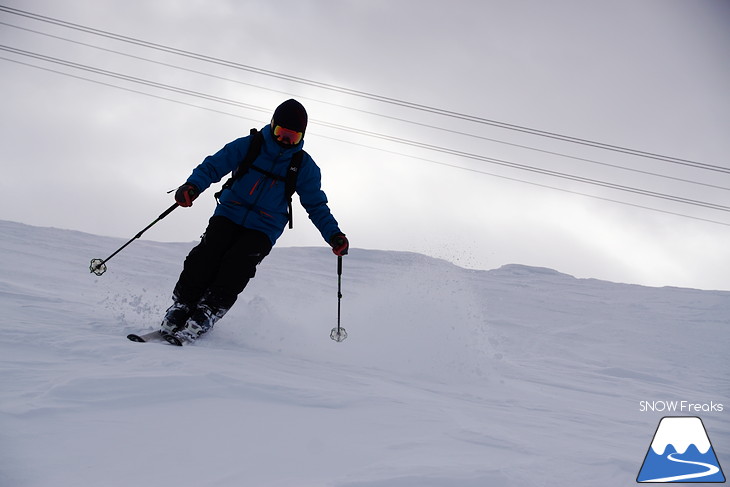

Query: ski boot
[[159, 300, 192, 339], [174, 302, 230, 343]]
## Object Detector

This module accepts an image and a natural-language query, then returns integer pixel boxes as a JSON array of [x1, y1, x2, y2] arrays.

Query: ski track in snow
[[643, 453, 721, 482], [0, 220, 728, 487]]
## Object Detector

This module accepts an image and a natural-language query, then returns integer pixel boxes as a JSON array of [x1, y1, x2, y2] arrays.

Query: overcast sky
[[1, 0, 729, 290]]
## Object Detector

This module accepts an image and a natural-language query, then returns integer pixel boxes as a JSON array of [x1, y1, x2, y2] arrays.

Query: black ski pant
[[172, 216, 273, 311]]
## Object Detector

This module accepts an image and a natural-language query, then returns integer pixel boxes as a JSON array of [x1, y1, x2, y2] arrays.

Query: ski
[[127, 330, 183, 346], [127, 330, 163, 343]]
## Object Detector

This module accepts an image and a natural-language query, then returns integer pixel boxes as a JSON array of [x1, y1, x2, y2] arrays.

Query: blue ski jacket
[[185, 125, 342, 245]]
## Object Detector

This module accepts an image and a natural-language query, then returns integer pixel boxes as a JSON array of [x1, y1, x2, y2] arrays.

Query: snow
[[0, 219, 728, 487], [651, 417, 711, 455]]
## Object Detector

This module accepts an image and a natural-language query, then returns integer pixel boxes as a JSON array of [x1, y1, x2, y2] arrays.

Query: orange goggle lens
[[273, 125, 303, 145]]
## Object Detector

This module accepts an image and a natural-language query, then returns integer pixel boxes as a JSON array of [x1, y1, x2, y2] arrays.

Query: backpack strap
[[285, 150, 304, 229], [214, 127, 304, 229], [214, 128, 264, 203]]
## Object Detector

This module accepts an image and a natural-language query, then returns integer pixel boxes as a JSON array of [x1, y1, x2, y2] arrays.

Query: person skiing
[[160, 99, 348, 344]]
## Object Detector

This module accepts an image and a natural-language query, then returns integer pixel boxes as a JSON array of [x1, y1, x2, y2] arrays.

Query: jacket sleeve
[[296, 154, 342, 243], [185, 137, 250, 192]]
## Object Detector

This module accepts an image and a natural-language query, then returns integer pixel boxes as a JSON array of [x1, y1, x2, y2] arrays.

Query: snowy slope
[[0, 219, 727, 487]]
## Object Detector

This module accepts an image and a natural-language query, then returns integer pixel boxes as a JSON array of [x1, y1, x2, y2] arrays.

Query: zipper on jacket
[[241, 150, 286, 226]]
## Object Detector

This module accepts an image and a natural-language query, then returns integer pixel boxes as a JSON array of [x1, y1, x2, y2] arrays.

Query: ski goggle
[[272, 124, 303, 145]]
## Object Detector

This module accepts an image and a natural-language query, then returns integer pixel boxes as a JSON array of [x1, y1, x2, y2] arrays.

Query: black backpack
[[214, 128, 304, 229]]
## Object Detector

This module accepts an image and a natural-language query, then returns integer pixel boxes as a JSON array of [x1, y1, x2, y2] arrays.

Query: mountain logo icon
[[637, 416, 725, 483]]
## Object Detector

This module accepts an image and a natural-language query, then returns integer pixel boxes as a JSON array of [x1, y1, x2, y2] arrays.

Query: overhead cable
[[1, 4, 728, 174], [2, 53, 729, 228], [2, 20, 728, 193], [2, 44, 728, 217]]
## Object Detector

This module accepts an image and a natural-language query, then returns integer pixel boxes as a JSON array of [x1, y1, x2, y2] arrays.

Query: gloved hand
[[330, 232, 349, 256], [174, 183, 199, 207]]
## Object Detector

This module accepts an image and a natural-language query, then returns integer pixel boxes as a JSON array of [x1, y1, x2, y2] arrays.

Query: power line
[[2, 44, 729, 218], [2, 53, 729, 229], [0, 45, 269, 113], [355, 142, 730, 228], [0, 55, 265, 123], [316, 118, 730, 212], [1, 4, 728, 175], [3, 19, 728, 194]]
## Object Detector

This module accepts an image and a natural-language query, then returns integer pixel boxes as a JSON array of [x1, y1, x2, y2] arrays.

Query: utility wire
[[0, 55, 265, 123], [0, 45, 268, 113], [316, 118, 730, 212], [2, 44, 729, 216], [1, 4, 728, 175], [2, 53, 729, 228], [2, 20, 728, 193]]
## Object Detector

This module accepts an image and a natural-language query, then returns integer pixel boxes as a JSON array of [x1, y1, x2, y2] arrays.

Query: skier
[[160, 99, 348, 343]]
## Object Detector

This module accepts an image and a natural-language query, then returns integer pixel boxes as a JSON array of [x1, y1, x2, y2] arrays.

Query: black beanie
[[272, 99, 308, 134]]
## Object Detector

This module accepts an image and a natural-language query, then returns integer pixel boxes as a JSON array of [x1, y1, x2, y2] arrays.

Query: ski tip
[[127, 334, 146, 343]]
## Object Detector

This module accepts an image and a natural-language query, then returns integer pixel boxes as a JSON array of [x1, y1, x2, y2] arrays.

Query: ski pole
[[89, 203, 179, 276], [330, 255, 347, 342]]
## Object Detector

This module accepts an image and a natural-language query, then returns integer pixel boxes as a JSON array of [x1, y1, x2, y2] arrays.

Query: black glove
[[330, 232, 349, 256], [174, 183, 199, 207]]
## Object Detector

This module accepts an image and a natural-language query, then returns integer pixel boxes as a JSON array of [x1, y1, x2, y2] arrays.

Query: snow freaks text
[[639, 401, 724, 413]]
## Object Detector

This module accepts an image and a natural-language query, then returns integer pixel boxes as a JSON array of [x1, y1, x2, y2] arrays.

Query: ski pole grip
[[337, 255, 342, 276]]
